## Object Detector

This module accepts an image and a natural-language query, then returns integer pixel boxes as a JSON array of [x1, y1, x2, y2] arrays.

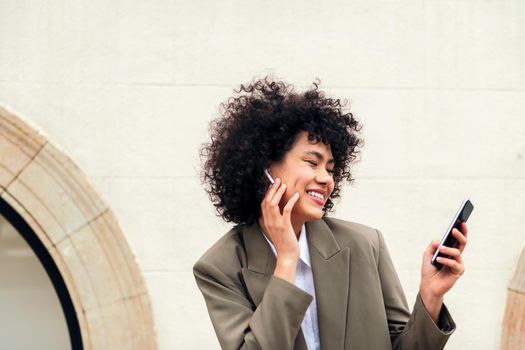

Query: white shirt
[[263, 225, 320, 350]]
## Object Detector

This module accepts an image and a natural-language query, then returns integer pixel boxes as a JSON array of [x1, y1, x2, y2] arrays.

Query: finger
[[452, 228, 468, 252], [270, 182, 287, 207], [262, 181, 283, 214], [435, 256, 465, 275], [454, 227, 468, 243], [263, 178, 281, 203], [438, 245, 462, 259], [282, 192, 300, 220], [261, 179, 281, 219], [460, 222, 469, 236], [267, 184, 287, 218]]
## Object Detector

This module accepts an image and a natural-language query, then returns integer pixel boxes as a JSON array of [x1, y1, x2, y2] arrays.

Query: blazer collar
[[307, 219, 350, 350], [241, 219, 350, 350], [243, 221, 276, 275], [305, 219, 341, 259], [242, 219, 342, 273]]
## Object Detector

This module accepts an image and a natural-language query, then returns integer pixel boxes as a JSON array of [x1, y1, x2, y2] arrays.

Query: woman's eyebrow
[[303, 151, 335, 164]]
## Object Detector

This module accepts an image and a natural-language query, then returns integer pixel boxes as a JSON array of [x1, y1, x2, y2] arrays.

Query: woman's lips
[[306, 192, 325, 206]]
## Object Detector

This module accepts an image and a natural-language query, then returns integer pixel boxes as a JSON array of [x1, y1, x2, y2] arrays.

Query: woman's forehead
[[289, 131, 333, 158]]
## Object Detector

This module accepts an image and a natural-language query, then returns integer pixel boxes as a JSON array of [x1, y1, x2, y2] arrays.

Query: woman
[[194, 77, 468, 350]]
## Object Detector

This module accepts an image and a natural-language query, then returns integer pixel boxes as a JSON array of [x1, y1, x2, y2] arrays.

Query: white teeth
[[307, 191, 324, 200]]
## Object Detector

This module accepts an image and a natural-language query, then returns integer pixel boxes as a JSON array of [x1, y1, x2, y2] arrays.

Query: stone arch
[[501, 248, 525, 349], [0, 105, 156, 349]]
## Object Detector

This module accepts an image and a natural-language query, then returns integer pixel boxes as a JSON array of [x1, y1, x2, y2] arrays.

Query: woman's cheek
[[282, 186, 300, 207], [296, 168, 313, 184]]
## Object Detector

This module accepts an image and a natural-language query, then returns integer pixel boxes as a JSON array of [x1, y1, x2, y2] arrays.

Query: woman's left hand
[[419, 222, 468, 322]]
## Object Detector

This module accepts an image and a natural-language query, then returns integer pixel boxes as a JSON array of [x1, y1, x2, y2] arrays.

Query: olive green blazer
[[194, 217, 455, 349]]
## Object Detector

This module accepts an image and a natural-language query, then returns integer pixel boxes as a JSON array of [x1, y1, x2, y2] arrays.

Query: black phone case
[[431, 199, 474, 270]]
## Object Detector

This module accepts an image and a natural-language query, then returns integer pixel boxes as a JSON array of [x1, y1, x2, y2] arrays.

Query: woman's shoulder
[[193, 225, 249, 280], [322, 216, 382, 249], [323, 216, 378, 234], [196, 225, 246, 264], [192, 225, 252, 297]]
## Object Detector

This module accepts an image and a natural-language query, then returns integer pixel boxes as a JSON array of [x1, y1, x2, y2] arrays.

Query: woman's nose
[[316, 168, 333, 184]]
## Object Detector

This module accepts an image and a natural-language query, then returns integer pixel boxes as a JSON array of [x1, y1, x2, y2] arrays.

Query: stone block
[[92, 210, 147, 297], [55, 236, 99, 311], [0, 190, 54, 250], [0, 105, 46, 190], [501, 289, 525, 350], [68, 223, 123, 308], [7, 142, 107, 242]]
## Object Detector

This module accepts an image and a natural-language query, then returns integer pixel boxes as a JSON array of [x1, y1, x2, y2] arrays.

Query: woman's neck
[[291, 218, 304, 239]]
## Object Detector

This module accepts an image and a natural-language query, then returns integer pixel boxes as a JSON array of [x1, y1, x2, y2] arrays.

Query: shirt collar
[[262, 224, 311, 267]]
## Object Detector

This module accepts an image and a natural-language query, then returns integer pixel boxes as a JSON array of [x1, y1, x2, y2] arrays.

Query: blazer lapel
[[307, 219, 350, 350], [240, 222, 275, 306], [240, 222, 308, 350]]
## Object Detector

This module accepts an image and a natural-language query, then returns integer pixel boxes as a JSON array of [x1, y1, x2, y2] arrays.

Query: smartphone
[[431, 198, 474, 270], [264, 169, 275, 184]]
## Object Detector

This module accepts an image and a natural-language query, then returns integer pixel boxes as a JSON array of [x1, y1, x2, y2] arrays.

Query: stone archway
[[501, 249, 525, 349], [0, 105, 156, 349]]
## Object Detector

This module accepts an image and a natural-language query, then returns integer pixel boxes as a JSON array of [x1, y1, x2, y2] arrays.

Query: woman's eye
[[306, 160, 317, 166], [327, 168, 335, 174]]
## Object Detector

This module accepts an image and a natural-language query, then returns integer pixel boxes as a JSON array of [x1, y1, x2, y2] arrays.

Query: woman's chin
[[302, 209, 324, 222]]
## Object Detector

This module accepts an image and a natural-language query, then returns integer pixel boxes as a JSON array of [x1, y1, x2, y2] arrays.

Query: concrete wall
[[1, 1, 523, 348]]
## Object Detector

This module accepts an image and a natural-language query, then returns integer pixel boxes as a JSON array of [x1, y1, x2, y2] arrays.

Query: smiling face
[[268, 131, 335, 228]]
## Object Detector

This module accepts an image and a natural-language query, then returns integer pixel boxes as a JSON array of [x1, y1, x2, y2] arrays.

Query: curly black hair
[[201, 76, 362, 225]]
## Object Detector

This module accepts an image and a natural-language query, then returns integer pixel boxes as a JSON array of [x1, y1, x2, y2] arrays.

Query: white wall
[[1, 1, 524, 349]]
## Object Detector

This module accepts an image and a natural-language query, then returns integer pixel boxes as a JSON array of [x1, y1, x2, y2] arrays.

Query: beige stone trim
[[0, 105, 157, 349], [501, 246, 525, 349]]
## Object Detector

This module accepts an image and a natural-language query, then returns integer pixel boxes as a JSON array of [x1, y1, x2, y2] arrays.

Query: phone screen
[[431, 198, 474, 269]]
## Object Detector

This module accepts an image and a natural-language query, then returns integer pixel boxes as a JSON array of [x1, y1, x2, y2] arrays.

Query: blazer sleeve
[[376, 230, 456, 350], [193, 258, 313, 350]]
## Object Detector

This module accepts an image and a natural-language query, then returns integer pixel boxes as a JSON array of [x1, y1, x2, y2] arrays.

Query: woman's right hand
[[259, 178, 300, 283]]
